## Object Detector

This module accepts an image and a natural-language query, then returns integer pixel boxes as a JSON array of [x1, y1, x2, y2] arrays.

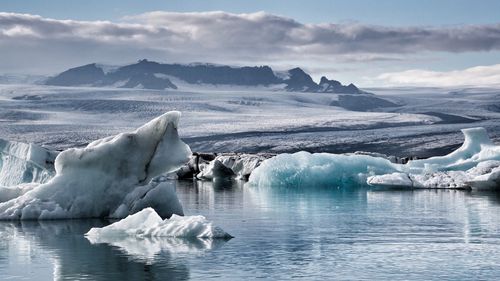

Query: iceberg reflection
[[0, 219, 229, 280], [86, 235, 230, 263]]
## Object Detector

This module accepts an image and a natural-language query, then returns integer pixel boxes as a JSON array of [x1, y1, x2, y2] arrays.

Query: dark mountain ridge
[[46, 59, 367, 94]]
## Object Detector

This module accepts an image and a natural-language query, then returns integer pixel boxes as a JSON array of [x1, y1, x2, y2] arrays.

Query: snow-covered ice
[[0, 84, 450, 154], [86, 207, 231, 239], [0, 111, 191, 219]]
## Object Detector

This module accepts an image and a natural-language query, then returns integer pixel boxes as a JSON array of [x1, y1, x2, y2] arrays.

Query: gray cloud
[[1, 11, 500, 74]]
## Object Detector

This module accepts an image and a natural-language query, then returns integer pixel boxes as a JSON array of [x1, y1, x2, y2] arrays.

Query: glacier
[[249, 127, 500, 190], [86, 207, 232, 239], [0, 111, 191, 219]]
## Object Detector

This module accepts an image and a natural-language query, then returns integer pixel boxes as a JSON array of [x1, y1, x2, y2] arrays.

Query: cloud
[[126, 11, 500, 54], [0, 11, 500, 75], [376, 64, 500, 87]]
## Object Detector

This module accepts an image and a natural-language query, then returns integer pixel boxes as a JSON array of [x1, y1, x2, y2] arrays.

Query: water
[[2, 181, 500, 280]]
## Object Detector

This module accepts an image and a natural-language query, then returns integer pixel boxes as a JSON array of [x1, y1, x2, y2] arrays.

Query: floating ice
[[249, 128, 500, 190], [0, 111, 191, 219], [405, 127, 496, 172], [197, 160, 236, 180], [248, 151, 396, 187], [86, 208, 232, 239], [0, 139, 57, 187], [194, 154, 270, 181]]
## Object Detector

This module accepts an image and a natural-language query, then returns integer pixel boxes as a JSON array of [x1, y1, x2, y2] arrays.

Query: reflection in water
[[3, 180, 500, 280], [86, 235, 229, 263], [0, 218, 229, 280]]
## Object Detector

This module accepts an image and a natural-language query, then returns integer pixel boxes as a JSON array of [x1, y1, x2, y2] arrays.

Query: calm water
[[2, 181, 500, 280]]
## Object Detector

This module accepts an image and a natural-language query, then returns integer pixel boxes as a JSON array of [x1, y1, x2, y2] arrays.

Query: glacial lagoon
[[2, 181, 500, 280]]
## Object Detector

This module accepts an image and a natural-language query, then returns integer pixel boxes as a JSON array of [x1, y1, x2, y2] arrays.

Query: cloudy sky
[[1, 0, 500, 87]]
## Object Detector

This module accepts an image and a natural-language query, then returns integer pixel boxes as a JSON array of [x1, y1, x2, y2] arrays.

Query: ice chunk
[[406, 128, 496, 173], [467, 165, 500, 190], [197, 160, 235, 180], [249, 127, 500, 190], [368, 171, 470, 189], [86, 208, 232, 239], [0, 111, 191, 219], [0, 139, 57, 187], [248, 151, 397, 187], [367, 172, 413, 187], [216, 154, 270, 180], [195, 153, 270, 181]]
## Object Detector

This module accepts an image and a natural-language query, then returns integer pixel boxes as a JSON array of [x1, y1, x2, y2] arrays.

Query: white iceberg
[[0, 111, 191, 219], [249, 127, 500, 190], [86, 207, 232, 239], [0, 139, 57, 187]]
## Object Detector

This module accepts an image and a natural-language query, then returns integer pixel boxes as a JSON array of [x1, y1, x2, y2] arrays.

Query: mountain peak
[[319, 76, 364, 94], [285, 67, 319, 92], [45, 63, 105, 86]]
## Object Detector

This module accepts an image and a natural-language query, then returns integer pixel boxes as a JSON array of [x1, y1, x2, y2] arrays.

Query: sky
[[1, 0, 500, 87]]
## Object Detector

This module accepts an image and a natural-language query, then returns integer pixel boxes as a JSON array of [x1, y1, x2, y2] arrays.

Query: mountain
[[45, 63, 106, 86], [284, 67, 320, 92], [45, 59, 368, 94], [319, 77, 365, 94]]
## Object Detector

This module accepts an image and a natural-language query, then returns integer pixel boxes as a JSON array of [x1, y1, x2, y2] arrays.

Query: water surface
[[2, 181, 500, 280]]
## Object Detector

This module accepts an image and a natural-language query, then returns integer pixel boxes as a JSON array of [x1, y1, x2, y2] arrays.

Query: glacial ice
[[249, 127, 500, 190], [215, 154, 268, 180], [0, 139, 57, 187], [0, 111, 191, 219], [86, 207, 232, 239], [248, 151, 397, 187], [197, 160, 236, 180]]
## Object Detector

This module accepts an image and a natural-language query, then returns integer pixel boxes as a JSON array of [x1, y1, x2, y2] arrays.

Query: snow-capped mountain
[[45, 59, 366, 94]]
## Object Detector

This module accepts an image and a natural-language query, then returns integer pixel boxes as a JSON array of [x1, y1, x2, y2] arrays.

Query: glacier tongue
[[0, 111, 191, 220], [249, 127, 500, 190]]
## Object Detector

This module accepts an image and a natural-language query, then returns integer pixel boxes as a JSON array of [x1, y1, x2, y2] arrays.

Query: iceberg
[[0, 111, 191, 219], [197, 159, 236, 180], [86, 207, 232, 239], [208, 154, 270, 180], [196, 153, 281, 181], [0, 139, 57, 187], [248, 151, 397, 187], [249, 128, 500, 190]]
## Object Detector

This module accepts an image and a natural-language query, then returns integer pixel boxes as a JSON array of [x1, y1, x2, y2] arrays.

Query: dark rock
[[284, 68, 320, 92], [330, 95, 399, 111], [319, 76, 365, 94]]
